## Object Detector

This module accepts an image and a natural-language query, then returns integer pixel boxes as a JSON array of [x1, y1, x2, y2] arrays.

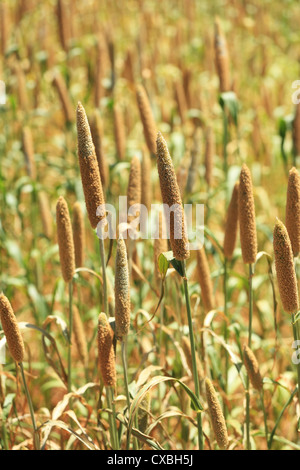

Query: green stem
[[19, 362, 40, 450], [223, 109, 229, 179], [106, 386, 119, 450], [181, 261, 204, 450], [223, 257, 229, 418], [99, 236, 108, 315], [292, 313, 300, 407], [260, 389, 269, 450], [67, 281, 73, 393], [246, 263, 254, 450], [268, 386, 298, 449]]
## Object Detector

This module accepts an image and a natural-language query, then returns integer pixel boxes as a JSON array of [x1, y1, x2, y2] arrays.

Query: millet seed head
[[223, 181, 239, 259], [115, 237, 131, 339], [238, 164, 257, 264], [72, 202, 85, 268], [243, 344, 263, 391], [196, 247, 214, 314], [273, 219, 299, 314], [97, 312, 116, 388], [205, 378, 229, 450], [0, 294, 25, 363], [136, 84, 157, 155], [156, 131, 190, 261], [76, 102, 105, 229], [285, 167, 300, 257], [56, 196, 75, 283]]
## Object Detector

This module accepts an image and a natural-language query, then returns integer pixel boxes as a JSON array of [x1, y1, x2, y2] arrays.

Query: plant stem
[[261, 389, 269, 449], [292, 313, 300, 407], [223, 109, 229, 179], [223, 257, 229, 418], [181, 261, 204, 450], [19, 362, 40, 450], [245, 262, 254, 450], [106, 386, 119, 450], [99, 235, 108, 315], [67, 280, 73, 393]]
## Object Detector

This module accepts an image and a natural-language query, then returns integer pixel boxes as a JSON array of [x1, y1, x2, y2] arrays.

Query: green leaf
[[219, 91, 239, 127], [162, 251, 184, 277], [158, 253, 169, 278]]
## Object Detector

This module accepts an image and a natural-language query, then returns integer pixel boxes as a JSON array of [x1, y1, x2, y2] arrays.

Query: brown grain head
[[136, 84, 157, 155], [53, 72, 73, 123], [56, 196, 75, 283], [214, 18, 231, 93], [141, 151, 152, 212], [292, 104, 300, 157], [72, 202, 85, 268], [0, 294, 25, 363], [238, 164, 257, 264], [196, 246, 214, 313], [115, 237, 131, 339], [97, 312, 116, 388], [286, 167, 300, 257], [205, 378, 229, 450], [113, 104, 126, 161], [273, 219, 299, 314], [204, 126, 215, 187], [22, 126, 36, 179], [243, 344, 263, 391], [76, 102, 105, 229], [223, 181, 239, 259], [56, 0, 70, 51], [156, 132, 190, 261], [72, 305, 88, 367], [127, 156, 142, 222], [90, 111, 108, 188]]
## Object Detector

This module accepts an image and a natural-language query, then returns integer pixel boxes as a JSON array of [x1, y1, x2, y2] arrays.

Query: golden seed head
[[115, 237, 131, 339], [56, 0, 70, 51], [285, 167, 300, 257], [56, 196, 75, 283], [196, 247, 214, 313], [141, 151, 152, 212], [90, 111, 108, 188], [223, 181, 239, 259], [205, 378, 229, 450], [52, 72, 73, 123], [214, 18, 231, 93], [113, 104, 126, 161], [238, 164, 257, 264], [243, 344, 263, 391], [38, 191, 53, 239], [76, 102, 105, 229], [273, 219, 299, 313], [22, 126, 36, 180], [72, 202, 85, 268], [136, 84, 157, 155], [72, 305, 88, 367], [0, 294, 25, 363], [156, 132, 190, 261], [293, 104, 300, 157], [204, 126, 215, 187], [97, 313, 116, 388], [127, 156, 142, 221]]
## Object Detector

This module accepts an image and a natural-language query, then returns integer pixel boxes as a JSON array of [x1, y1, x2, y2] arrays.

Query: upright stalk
[[246, 263, 254, 450], [99, 234, 108, 315], [292, 313, 300, 407], [181, 261, 204, 450], [222, 110, 229, 179], [67, 280, 73, 392], [223, 257, 229, 418], [261, 390, 269, 450], [19, 362, 40, 450], [106, 386, 119, 450]]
